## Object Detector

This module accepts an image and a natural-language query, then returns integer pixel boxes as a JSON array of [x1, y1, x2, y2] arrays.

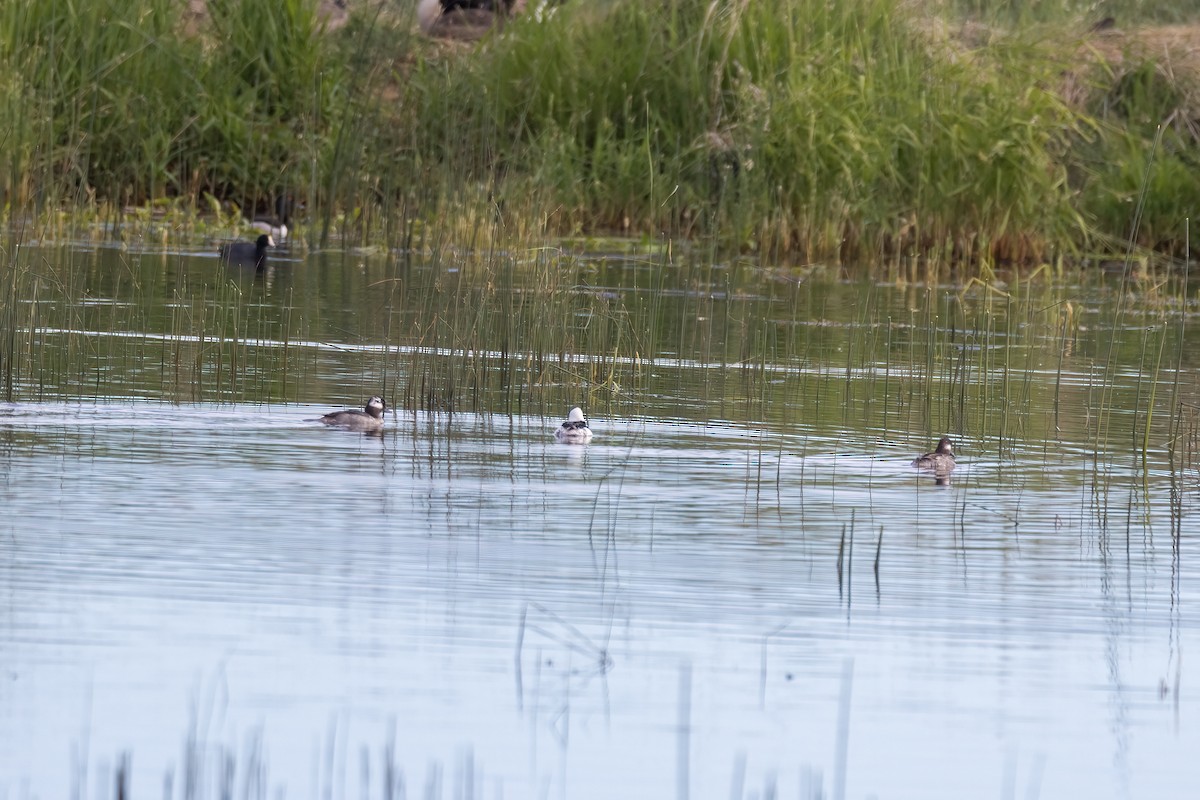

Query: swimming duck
[[555, 406, 593, 442], [218, 233, 274, 270], [912, 437, 955, 471], [320, 397, 386, 431]]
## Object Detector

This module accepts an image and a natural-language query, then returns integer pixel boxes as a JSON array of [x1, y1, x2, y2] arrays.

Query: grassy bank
[[1, 0, 1198, 265]]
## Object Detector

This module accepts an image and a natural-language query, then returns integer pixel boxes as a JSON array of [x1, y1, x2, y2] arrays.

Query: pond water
[[0, 238, 1197, 799]]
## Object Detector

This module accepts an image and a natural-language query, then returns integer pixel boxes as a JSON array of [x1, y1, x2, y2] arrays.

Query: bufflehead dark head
[[320, 396, 386, 430], [555, 406, 593, 443]]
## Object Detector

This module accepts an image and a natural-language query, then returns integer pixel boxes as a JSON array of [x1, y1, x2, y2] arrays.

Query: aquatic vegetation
[[3, 2, 1200, 491]]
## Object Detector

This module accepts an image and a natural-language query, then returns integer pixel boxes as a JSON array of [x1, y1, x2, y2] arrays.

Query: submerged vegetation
[[0, 0, 1197, 264]]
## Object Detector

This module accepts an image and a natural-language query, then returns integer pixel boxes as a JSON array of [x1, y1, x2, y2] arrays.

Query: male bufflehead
[[912, 437, 955, 471], [219, 233, 274, 270], [555, 407, 593, 442], [320, 397, 386, 431]]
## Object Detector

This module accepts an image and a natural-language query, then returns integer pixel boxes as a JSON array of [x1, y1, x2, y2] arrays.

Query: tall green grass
[[415, 0, 1088, 263], [0, 0, 1196, 263], [0, 0, 348, 219]]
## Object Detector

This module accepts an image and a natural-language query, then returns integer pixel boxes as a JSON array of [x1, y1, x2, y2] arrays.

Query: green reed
[[4, 209, 1199, 478], [381, 241, 652, 417], [1166, 221, 1190, 460], [0, 243, 23, 401], [0, 240, 322, 405]]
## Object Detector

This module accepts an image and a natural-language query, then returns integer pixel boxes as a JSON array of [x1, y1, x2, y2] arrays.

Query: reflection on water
[[0, 243, 1196, 799]]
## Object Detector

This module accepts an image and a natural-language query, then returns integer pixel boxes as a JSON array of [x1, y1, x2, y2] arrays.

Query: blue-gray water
[[0, 240, 1196, 799]]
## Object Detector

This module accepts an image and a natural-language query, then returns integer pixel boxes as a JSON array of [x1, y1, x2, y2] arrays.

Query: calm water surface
[[0, 240, 1196, 799]]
